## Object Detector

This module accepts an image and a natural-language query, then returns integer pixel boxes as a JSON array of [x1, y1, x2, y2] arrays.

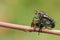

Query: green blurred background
[[0, 0, 60, 40]]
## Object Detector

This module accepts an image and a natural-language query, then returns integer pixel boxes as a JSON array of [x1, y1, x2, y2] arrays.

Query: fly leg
[[38, 24, 43, 35], [34, 25, 36, 31], [31, 21, 36, 31]]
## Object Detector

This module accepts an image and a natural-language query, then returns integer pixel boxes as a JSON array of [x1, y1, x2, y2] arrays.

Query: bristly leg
[[34, 26, 36, 31], [31, 21, 36, 31], [38, 24, 43, 35]]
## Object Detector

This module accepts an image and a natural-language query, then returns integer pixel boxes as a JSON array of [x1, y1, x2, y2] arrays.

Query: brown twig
[[0, 22, 60, 35]]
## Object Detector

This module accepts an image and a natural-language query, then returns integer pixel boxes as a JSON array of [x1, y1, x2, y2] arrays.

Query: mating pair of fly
[[31, 10, 55, 34]]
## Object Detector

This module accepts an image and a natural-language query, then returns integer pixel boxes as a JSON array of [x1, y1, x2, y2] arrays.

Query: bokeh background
[[0, 0, 60, 40]]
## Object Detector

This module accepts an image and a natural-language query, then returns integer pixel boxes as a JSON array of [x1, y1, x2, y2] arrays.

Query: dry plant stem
[[0, 22, 60, 35]]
